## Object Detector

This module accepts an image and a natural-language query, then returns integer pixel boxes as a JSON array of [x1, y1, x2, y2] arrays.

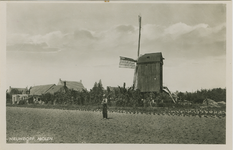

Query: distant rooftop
[[30, 84, 55, 95], [58, 79, 85, 92]]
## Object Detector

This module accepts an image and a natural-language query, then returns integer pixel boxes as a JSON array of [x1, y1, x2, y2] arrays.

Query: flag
[[119, 56, 136, 69]]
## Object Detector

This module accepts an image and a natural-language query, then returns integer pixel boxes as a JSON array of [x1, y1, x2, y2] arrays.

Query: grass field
[[6, 107, 226, 144]]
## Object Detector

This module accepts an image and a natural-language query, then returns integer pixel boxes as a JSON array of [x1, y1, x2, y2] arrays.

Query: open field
[[6, 107, 225, 144]]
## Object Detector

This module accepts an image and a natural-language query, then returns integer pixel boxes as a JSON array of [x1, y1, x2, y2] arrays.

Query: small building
[[29, 84, 55, 103], [203, 98, 220, 107], [12, 94, 29, 104], [7, 86, 29, 94], [58, 78, 85, 92], [46, 83, 68, 95], [217, 101, 226, 107], [136, 52, 164, 93], [106, 86, 120, 99], [107, 86, 119, 92]]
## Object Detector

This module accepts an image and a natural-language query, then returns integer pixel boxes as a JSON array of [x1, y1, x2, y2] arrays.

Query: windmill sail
[[133, 15, 142, 88], [119, 56, 136, 69]]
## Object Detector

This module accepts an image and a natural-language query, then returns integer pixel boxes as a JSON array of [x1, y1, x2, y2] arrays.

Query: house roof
[[22, 89, 29, 94], [8, 87, 28, 93], [203, 98, 218, 104], [137, 52, 164, 64], [107, 86, 119, 92], [46, 85, 66, 94], [203, 98, 220, 107], [58, 79, 85, 91], [30, 84, 55, 95], [14, 88, 26, 91]]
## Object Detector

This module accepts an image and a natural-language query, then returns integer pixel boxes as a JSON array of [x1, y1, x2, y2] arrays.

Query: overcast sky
[[6, 2, 227, 92]]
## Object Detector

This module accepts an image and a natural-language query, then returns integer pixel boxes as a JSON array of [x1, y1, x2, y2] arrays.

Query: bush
[[18, 99, 27, 105], [41, 93, 54, 104], [28, 97, 33, 104]]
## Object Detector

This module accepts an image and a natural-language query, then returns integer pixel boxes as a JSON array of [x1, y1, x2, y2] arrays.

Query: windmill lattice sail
[[119, 56, 136, 69]]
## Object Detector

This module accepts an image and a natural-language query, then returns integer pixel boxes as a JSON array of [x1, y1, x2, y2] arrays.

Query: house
[[7, 86, 29, 94], [107, 86, 119, 92], [136, 52, 164, 93], [29, 84, 55, 103], [30, 84, 55, 95], [106, 86, 119, 100], [57, 78, 85, 92], [46, 82, 68, 95], [12, 94, 29, 104], [106, 86, 119, 95], [217, 101, 226, 107], [202, 98, 220, 107]]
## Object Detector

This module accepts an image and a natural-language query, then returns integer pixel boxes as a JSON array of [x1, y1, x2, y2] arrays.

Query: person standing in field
[[102, 94, 108, 119]]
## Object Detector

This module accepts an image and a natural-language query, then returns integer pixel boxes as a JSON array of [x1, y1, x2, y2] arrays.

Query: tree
[[97, 79, 104, 103], [131, 89, 143, 107], [115, 84, 136, 107], [6, 92, 11, 104], [180, 88, 226, 103], [89, 80, 104, 104], [81, 89, 90, 104], [41, 93, 53, 104]]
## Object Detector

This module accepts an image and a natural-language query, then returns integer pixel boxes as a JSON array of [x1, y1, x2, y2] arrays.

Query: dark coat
[[102, 99, 108, 118]]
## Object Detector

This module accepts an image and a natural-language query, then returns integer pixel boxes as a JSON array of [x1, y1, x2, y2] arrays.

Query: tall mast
[[133, 15, 141, 88]]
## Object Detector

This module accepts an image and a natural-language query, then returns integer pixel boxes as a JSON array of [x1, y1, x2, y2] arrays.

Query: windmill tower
[[136, 53, 164, 93]]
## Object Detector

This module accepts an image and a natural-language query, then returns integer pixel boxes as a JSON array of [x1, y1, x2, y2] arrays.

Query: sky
[[6, 2, 227, 92]]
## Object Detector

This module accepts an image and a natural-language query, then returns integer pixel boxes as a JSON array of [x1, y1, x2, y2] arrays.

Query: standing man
[[102, 94, 108, 119]]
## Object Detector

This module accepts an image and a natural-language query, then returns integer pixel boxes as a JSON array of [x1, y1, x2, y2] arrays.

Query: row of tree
[[177, 88, 226, 103], [39, 82, 171, 107], [6, 80, 226, 107]]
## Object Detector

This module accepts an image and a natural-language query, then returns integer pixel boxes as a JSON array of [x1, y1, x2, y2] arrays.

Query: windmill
[[119, 16, 177, 103]]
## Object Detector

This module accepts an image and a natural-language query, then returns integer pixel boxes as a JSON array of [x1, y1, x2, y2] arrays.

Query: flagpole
[[133, 15, 141, 89]]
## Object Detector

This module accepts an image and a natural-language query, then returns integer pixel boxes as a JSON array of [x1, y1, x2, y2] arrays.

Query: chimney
[[80, 80, 82, 83], [64, 81, 66, 87], [58, 78, 62, 85]]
